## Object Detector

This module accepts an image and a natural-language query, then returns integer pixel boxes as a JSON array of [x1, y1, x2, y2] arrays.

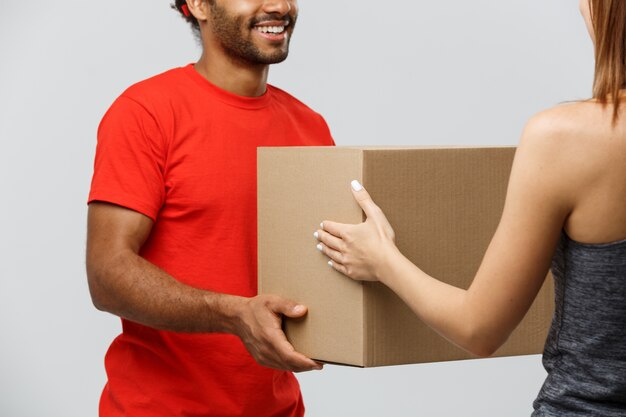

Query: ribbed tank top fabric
[[532, 232, 626, 416]]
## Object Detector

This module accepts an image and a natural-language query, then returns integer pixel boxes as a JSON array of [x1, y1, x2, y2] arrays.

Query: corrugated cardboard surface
[[258, 147, 554, 367], [258, 148, 366, 365]]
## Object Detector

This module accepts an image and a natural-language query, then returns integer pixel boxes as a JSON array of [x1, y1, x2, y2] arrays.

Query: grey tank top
[[532, 232, 626, 416]]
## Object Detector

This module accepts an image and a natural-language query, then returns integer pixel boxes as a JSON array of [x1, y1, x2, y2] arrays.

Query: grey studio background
[[0, 1, 592, 416]]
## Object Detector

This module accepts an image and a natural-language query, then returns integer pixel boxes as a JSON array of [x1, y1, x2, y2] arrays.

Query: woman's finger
[[315, 229, 343, 251], [350, 180, 382, 220], [316, 242, 344, 264], [327, 259, 350, 277], [320, 220, 347, 239], [350, 180, 395, 242]]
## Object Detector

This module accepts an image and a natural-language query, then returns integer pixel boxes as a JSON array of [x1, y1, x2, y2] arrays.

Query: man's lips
[[253, 20, 290, 40]]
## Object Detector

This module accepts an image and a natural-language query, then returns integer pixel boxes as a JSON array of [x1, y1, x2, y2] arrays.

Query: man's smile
[[253, 20, 290, 41]]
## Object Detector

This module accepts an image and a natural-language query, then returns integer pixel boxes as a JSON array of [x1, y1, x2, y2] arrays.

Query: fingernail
[[313, 231, 319, 239], [316, 243, 323, 251], [328, 260, 333, 268], [294, 305, 305, 313], [320, 222, 324, 230], [351, 180, 363, 192]]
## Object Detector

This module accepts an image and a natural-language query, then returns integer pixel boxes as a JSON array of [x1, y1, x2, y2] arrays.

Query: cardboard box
[[258, 147, 554, 367]]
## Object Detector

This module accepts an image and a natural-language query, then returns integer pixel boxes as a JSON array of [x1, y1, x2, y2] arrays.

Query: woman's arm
[[316, 114, 573, 357]]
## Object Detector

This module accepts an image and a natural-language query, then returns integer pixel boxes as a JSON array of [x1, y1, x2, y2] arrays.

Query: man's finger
[[273, 332, 323, 371], [281, 346, 322, 371], [350, 180, 380, 220]]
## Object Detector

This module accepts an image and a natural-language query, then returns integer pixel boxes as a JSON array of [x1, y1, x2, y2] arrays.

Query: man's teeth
[[255, 26, 286, 34]]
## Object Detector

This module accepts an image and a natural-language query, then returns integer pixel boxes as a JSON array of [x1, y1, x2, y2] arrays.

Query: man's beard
[[209, 2, 297, 65]]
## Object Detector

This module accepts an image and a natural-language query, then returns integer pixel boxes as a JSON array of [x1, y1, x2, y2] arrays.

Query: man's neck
[[194, 50, 269, 98]]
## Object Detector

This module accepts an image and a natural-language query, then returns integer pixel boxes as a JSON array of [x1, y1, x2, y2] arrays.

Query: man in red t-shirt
[[86, 1, 333, 416]]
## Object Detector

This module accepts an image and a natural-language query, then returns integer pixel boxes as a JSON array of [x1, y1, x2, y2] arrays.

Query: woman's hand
[[314, 180, 397, 282]]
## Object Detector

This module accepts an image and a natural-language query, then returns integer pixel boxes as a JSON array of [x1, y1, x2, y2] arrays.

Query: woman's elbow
[[462, 326, 509, 358], [466, 342, 499, 358]]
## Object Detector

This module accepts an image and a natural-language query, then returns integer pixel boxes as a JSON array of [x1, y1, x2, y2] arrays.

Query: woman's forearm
[[377, 247, 502, 357]]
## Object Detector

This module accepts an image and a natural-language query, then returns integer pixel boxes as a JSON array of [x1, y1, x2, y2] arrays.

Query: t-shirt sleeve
[[317, 113, 336, 146], [88, 95, 167, 222]]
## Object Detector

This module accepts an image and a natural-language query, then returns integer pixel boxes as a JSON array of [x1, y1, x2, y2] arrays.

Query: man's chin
[[257, 50, 289, 65]]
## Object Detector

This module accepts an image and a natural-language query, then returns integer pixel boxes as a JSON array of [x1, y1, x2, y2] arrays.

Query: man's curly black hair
[[171, 0, 215, 34]]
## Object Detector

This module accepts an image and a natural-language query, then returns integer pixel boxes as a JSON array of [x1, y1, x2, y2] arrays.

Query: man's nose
[[262, 0, 294, 17]]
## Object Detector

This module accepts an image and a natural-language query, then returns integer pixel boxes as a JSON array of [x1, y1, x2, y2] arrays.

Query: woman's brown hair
[[590, 0, 626, 123]]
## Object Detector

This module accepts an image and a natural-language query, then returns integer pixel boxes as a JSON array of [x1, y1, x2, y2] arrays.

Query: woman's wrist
[[375, 242, 404, 285]]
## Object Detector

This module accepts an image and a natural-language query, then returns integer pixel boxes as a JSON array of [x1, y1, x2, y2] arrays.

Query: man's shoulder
[[268, 85, 323, 117], [268, 85, 334, 144], [99, 66, 193, 136], [120, 66, 191, 105]]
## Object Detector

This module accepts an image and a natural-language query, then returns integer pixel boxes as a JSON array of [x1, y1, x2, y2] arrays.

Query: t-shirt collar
[[183, 63, 272, 109]]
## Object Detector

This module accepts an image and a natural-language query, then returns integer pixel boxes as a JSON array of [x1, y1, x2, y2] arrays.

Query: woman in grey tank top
[[311, 0, 626, 415]]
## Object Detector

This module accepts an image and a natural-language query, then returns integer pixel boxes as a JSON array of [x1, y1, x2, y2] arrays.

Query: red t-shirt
[[89, 64, 334, 417]]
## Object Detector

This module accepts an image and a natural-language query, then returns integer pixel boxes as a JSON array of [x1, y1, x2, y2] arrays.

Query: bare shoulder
[[522, 101, 598, 143], [510, 102, 609, 205], [517, 100, 626, 202], [515, 101, 626, 241], [518, 101, 613, 164]]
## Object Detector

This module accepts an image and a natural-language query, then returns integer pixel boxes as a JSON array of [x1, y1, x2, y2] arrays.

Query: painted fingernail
[[328, 260, 333, 268], [313, 231, 319, 239], [351, 180, 363, 191], [320, 222, 324, 230], [316, 243, 323, 251]]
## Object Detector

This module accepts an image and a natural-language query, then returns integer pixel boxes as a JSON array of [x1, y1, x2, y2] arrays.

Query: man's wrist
[[202, 292, 248, 335]]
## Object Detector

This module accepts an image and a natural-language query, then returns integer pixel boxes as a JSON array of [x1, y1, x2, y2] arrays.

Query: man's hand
[[234, 294, 323, 372]]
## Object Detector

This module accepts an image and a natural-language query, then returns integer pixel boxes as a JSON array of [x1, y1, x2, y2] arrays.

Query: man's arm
[[86, 202, 322, 372]]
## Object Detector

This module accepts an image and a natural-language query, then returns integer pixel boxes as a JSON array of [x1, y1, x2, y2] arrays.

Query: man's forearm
[[87, 249, 245, 334]]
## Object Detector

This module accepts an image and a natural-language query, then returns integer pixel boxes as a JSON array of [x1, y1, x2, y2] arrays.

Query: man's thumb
[[273, 300, 308, 318]]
